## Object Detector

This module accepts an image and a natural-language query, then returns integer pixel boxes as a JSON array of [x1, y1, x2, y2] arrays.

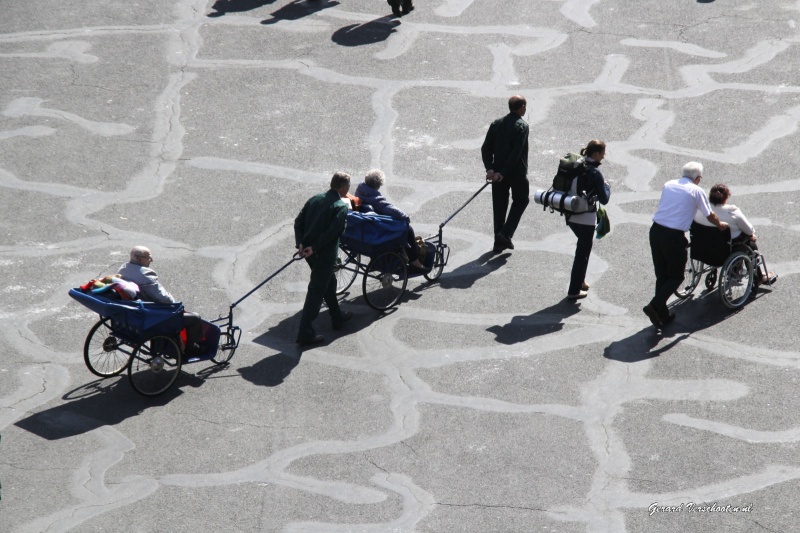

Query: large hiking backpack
[[545, 152, 596, 214]]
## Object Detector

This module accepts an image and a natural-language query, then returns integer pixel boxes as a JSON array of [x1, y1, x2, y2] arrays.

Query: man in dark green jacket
[[294, 172, 353, 346], [481, 95, 530, 254]]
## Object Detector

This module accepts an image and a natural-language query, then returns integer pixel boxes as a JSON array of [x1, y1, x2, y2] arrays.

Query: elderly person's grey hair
[[681, 162, 703, 180], [364, 169, 386, 190]]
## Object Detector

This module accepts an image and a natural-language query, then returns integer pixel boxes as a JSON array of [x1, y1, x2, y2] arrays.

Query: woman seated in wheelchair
[[694, 183, 777, 285], [355, 169, 430, 273]]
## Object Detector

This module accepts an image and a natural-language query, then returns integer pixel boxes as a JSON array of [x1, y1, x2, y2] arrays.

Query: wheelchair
[[673, 222, 772, 309]]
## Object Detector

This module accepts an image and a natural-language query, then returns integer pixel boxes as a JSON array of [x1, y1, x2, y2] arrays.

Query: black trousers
[[297, 249, 343, 342], [648, 222, 688, 319], [567, 222, 595, 295], [492, 176, 529, 238]]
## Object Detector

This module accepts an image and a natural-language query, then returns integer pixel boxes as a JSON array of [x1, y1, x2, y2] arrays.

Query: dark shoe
[[401, 1, 414, 14], [566, 291, 588, 300], [495, 231, 514, 250], [332, 310, 353, 331], [642, 304, 663, 328], [661, 313, 676, 325], [297, 334, 324, 346], [492, 241, 504, 254], [409, 263, 431, 274]]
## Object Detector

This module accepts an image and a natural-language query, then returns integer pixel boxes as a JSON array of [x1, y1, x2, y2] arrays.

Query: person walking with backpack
[[565, 140, 611, 299], [481, 95, 530, 254]]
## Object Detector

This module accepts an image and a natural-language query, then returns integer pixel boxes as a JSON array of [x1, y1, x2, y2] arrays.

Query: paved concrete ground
[[2, 1, 800, 531]]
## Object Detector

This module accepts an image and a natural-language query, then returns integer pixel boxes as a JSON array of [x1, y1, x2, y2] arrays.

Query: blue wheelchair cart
[[334, 183, 488, 310], [68, 257, 300, 396]]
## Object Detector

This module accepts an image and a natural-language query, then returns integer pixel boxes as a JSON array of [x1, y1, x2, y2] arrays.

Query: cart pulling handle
[[230, 253, 302, 309], [439, 181, 490, 229]]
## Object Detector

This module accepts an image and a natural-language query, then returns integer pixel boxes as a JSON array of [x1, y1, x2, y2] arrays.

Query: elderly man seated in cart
[[118, 245, 205, 355]]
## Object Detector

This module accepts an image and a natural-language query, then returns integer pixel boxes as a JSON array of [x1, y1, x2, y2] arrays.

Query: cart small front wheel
[[335, 248, 359, 294], [363, 251, 407, 310], [84, 319, 131, 377], [212, 332, 236, 365], [128, 335, 182, 396], [424, 246, 446, 281]]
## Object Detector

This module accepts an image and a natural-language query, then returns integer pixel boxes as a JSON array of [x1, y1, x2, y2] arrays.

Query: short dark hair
[[580, 140, 606, 158], [709, 183, 730, 205], [330, 171, 351, 190]]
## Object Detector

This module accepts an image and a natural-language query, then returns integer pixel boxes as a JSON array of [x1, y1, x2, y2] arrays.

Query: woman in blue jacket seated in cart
[[355, 169, 430, 273]]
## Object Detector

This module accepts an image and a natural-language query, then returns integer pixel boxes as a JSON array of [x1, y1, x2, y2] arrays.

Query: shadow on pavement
[[208, 0, 277, 17], [332, 16, 399, 46], [248, 299, 386, 385], [261, 0, 339, 25], [14, 374, 204, 440], [604, 287, 749, 363], [486, 299, 581, 345], [425, 251, 510, 291]]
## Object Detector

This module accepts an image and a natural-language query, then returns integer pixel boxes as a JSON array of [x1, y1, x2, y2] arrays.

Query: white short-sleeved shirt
[[652, 177, 712, 232], [693, 203, 754, 239]]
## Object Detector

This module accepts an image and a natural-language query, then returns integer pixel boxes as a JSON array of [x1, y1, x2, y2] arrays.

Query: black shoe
[[297, 334, 324, 346], [401, 1, 414, 14], [642, 304, 663, 328], [495, 232, 514, 250], [661, 313, 676, 325], [332, 310, 353, 331]]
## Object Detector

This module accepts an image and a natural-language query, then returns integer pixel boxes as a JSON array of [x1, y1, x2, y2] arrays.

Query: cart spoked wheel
[[212, 332, 236, 365], [424, 246, 446, 282], [363, 251, 407, 310], [84, 319, 132, 377], [128, 335, 182, 396], [335, 247, 359, 294]]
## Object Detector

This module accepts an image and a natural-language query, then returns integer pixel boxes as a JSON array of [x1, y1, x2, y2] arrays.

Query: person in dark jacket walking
[[294, 172, 353, 346], [564, 140, 611, 300], [481, 95, 530, 254]]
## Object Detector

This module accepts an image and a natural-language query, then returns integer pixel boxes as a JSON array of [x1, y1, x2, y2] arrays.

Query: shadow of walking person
[[487, 300, 581, 345], [208, 0, 277, 18], [429, 251, 510, 291], [261, 0, 339, 25], [605, 288, 745, 363], [332, 16, 399, 47]]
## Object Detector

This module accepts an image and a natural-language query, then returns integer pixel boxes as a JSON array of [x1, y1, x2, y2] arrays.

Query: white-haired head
[[364, 169, 386, 190], [681, 162, 704, 180]]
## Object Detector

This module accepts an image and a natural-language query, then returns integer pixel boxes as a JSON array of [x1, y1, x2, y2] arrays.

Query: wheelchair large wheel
[[719, 251, 754, 309], [83, 319, 131, 377], [128, 335, 182, 396], [335, 247, 359, 294], [674, 258, 703, 299], [424, 246, 446, 282], [363, 251, 407, 310]]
